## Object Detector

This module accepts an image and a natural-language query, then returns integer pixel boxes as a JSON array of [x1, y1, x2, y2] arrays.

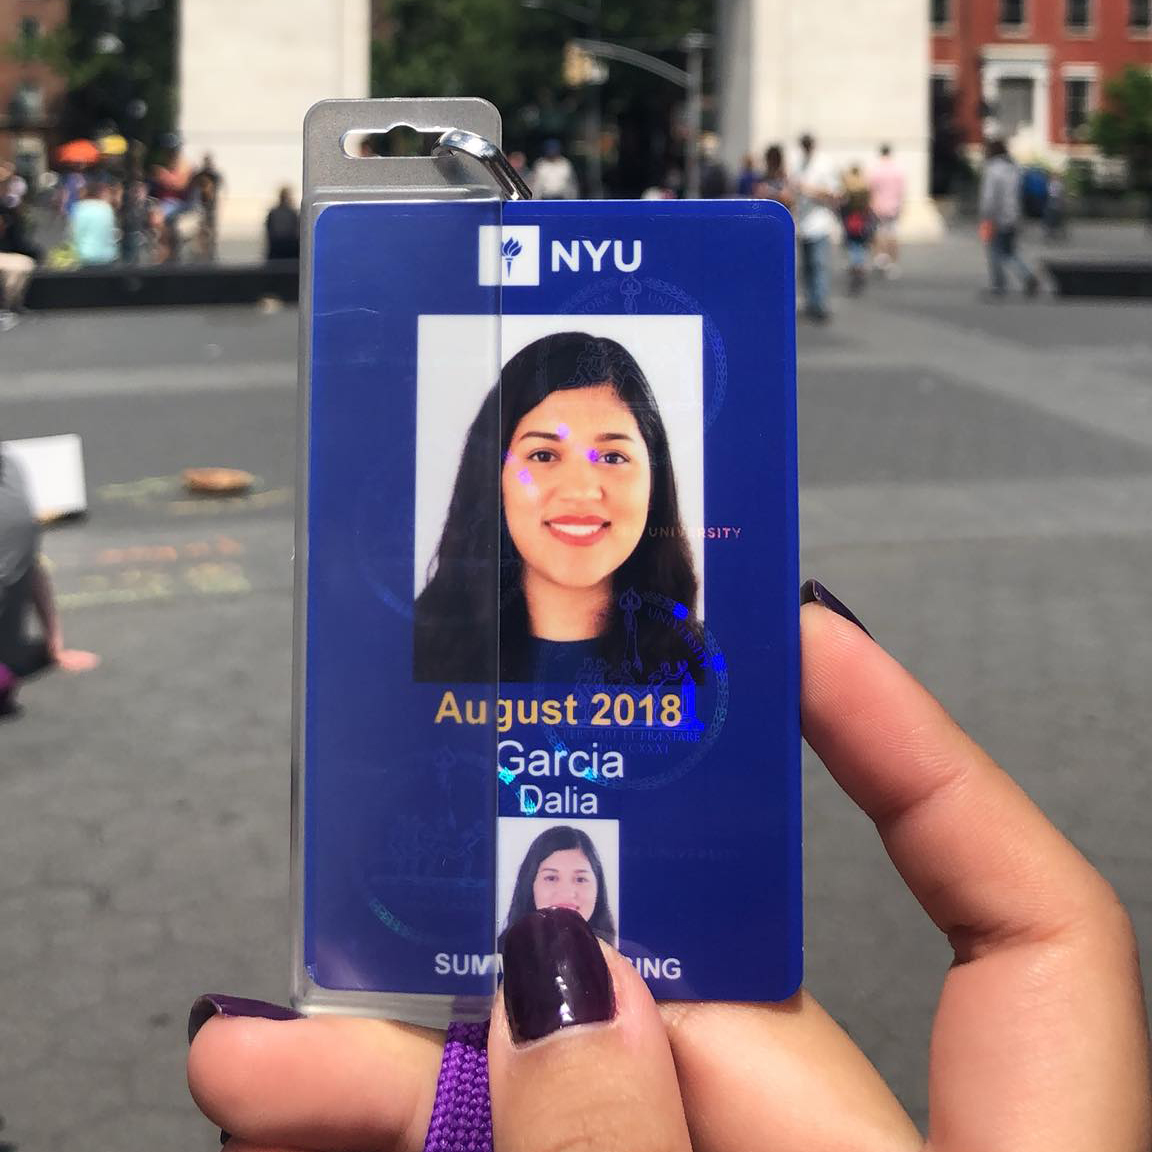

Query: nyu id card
[[299, 192, 800, 1020]]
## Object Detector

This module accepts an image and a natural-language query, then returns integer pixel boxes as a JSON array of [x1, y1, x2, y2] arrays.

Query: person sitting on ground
[[69, 182, 119, 266], [0, 448, 99, 714], [265, 187, 300, 262], [0, 190, 40, 329]]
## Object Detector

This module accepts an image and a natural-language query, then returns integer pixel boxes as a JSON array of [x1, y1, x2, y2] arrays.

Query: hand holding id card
[[294, 100, 800, 1026]]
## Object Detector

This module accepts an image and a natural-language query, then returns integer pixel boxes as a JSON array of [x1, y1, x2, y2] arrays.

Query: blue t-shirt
[[70, 200, 118, 264]]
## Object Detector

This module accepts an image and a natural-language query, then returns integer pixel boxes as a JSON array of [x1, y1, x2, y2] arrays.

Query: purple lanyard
[[422, 1021, 493, 1152]]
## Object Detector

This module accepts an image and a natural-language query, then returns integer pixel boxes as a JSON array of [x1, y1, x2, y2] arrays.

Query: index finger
[[800, 595, 1150, 1152]]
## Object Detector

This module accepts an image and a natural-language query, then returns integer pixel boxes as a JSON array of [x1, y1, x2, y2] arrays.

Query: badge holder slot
[[293, 99, 518, 1026]]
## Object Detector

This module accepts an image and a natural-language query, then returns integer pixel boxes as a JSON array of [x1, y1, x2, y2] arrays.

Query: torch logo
[[478, 225, 540, 286], [502, 237, 523, 276]]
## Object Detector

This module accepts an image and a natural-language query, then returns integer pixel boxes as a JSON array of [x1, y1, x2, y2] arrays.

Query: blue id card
[[295, 161, 800, 1022]]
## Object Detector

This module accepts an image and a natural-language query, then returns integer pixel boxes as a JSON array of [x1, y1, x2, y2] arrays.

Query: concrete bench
[[25, 260, 300, 310], [1044, 260, 1152, 299]]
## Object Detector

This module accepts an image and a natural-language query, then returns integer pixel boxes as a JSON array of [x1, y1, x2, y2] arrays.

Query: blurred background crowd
[[1, 0, 1150, 285]]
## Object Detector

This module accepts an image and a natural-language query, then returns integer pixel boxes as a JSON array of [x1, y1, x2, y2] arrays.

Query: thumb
[[490, 908, 691, 1152]]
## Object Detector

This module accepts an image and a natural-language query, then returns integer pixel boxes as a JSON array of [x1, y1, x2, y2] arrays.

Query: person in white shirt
[[530, 140, 579, 201], [792, 134, 839, 322]]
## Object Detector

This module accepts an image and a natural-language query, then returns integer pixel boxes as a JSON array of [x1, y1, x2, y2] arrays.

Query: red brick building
[[931, 0, 1152, 160], [0, 0, 70, 173]]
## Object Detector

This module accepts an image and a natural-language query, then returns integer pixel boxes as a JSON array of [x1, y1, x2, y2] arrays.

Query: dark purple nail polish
[[501, 907, 615, 1045], [800, 579, 873, 640], [188, 994, 302, 1045]]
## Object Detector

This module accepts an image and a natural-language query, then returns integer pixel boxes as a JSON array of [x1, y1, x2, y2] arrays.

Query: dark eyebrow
[[515, 431, 636, 444]]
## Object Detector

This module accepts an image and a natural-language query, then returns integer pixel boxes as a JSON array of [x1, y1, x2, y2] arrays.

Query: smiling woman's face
[[502, 383, 651, 596], [532, 848, 598, 921]]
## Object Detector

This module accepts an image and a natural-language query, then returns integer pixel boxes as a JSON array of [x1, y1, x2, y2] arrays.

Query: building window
[[931, 74, 954, 109], [1131, 0, 1151, 29], [1066, 0, 1092, 28], [20, 16, 41, 41], [931, 0, 950, 27], [1000, 0, 1026, 27], [1064, 77, 1094, 137]]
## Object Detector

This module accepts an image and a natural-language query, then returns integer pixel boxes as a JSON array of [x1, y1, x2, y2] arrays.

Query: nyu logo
[[478, 225, 540, 286], [551, 239, 643, 274], [477, 226, 644, 285], [501, 237, 522, 276]]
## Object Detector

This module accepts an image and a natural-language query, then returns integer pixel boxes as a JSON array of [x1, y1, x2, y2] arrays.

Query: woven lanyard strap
[[422, 1020, 493, 1152]]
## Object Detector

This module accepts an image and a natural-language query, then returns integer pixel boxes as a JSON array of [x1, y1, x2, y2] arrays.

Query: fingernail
[[188, 994, 302, 1045], [800, 579, 873, 639], [501, 907, 615, 1045]]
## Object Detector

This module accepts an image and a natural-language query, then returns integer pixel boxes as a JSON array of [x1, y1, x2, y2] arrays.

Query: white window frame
[[981, 46, 1052, 149]]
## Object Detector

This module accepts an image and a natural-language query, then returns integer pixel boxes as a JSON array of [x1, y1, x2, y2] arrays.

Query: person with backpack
[[840, 165, 874, 294]]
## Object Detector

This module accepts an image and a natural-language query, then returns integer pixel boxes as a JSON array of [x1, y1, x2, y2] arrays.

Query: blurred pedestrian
[[868, 143, 906, 276], [59, 165, 86, 216], [69, 182, 119, 266], [756, 145, 791, 206], [0, 448, 99, 715], [265, 187, 300, 261], [840, 165, 873, 294], [150, 143, 192, 263], [0, 161, 28, 210], [0, 171, 40, 328], [793, 133, 839, 322], [736, 153, 762, 198], [188, 153, 224, 260], [530, 140, 579, 201], [979, 140, 1039, 299], [1044, 169, 1068, 243], [697, 134, 730, 198], [120, 179, 153, 265], [1021, 164, 1049, 221]]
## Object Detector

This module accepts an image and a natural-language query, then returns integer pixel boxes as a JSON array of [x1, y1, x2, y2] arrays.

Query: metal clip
[[433, 129, 533, 202]]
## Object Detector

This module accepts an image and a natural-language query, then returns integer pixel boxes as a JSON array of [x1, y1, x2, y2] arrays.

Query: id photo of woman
[[496, 820, 619, 949], [414, 324, 706, 683]]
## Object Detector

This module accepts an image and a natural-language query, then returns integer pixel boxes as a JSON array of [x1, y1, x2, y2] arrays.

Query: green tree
[[371, 0, 713, 187], [4, 0, 176, 146], [1091, 65, 1152, 191]]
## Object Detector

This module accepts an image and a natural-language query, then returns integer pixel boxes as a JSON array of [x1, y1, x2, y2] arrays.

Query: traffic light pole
[[573, 32, 710, 198]]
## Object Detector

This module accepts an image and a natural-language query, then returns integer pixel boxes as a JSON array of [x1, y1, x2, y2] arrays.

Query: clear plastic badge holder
[[295, 99, 804, 1027], [294, 99, 512, 1026]]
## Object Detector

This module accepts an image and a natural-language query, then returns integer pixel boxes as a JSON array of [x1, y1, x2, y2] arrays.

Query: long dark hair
[[414, 332, 703, 682], [498, 824, 616, 948]]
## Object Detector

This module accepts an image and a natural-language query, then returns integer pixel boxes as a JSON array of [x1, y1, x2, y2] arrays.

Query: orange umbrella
[[56, 139, 102, 166]]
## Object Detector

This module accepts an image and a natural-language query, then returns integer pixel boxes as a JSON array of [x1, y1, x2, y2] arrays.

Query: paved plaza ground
[[1, 221, 1151, 1150]]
